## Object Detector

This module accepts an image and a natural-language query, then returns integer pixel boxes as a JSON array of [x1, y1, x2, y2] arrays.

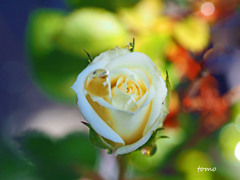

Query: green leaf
[[26, 9, 89, 103], [55, 8, 128, 56], [26, 8, 129, 103], [26, 9, 65, 57], [64, 0, 140, 12], [0, 138, 36, 180], [136, 33, 171, 67], [17, 132, 99, 180], [28, 47, 89, 103]]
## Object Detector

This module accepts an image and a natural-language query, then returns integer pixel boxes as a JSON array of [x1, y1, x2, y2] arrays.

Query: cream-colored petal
[[106, 51, 168, 145], [112, 92, 136, 111], [90, 94, 123, 112], [106, 52, 161, 80], [92, 46, 130, 64], [86, 93, 152, 145], [72, 60, 124, 144], [89, 79, 137, 113], [115, 105, 168, 156], [108, 102, 152, 145], [143, 76, 167, 135]]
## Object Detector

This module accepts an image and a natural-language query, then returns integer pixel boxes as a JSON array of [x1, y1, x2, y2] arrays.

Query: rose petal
[[108, 102, 152, 145], [72, 60, 125, 144], [106, 52, 161, 80], [90, 68, 153, 112], [92, 46, 129, 64], [87, 93, 152, 145], [143, 76, 167, 135], [115, 105, 168, 156]]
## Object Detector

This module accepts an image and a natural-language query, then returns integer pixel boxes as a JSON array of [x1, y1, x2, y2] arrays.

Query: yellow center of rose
[[85, 69, 152, 145]]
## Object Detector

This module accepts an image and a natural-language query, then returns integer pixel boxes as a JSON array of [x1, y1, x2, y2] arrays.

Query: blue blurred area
[[0, 0, 66, 134], [207, 12, 240, 94]]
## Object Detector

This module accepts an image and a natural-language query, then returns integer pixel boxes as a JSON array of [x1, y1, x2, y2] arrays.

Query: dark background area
[[0, 0, 66, 136]]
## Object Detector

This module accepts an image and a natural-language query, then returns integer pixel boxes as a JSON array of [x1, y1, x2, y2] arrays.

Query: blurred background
[[0, 0, 240, 179]]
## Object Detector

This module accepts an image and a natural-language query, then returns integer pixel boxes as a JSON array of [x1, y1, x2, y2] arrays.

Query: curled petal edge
[[72, 60, 125, 144], [114, 105, 169, 156]]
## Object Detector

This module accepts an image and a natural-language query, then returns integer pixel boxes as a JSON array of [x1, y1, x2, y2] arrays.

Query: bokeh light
[[23, 107, 87, 138], [201, 2, 215, 16], [219, 123, 240, 161], [235, 142, 240, 161]]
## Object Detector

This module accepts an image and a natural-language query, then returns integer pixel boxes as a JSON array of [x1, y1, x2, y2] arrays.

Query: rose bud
[[72, 46, 169, 155]]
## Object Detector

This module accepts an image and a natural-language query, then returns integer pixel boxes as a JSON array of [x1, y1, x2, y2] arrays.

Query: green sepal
[[128, 38, 135, 52], [83, 49, 93, 63], [158, 135, 169, 139], [138, 127, 168, 151], [165, 70, 171, 109], [81, 122, 113, 150]]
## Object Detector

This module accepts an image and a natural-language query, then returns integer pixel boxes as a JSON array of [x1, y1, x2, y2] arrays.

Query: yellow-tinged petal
[[72, 59, 124, 144], [85, 76, 109, 97], [87, 93, 152, 145]]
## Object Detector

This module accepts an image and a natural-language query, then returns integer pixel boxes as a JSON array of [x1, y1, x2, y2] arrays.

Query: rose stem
[[117, 155, 127, 180]]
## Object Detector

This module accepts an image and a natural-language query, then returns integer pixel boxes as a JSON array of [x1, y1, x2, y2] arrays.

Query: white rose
[[72, 47, 168, 155]]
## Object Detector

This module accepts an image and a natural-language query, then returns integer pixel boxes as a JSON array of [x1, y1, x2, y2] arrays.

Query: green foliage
[[26, 8, 128, 103], [178, 112, 199, 136], [64, 0, 140, 12], [17, 132, 99, 180], [27, 46, 89, 103], [136, 34, 171, 67], [128, 133, 175, 172], [0, 138, 36, 180], [26, 9, 65, 57], [173, 0, 189, 8], [26, 9, 89, 103], [55, 8, 128, 56], [231, 100, 240, 121]]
